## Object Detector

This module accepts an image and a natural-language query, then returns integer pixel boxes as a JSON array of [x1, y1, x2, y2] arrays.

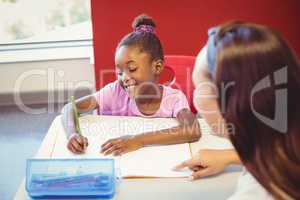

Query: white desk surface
[[14, 115, 242, 200]]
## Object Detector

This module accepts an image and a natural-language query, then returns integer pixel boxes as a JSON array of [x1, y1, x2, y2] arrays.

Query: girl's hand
[[101, 135, 144, 156], [67, 133, 89, 154], [174, 149, 239, 180]]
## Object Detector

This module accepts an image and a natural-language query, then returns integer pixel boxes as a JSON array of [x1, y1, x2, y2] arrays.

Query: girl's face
[[115, 45, 163, 98]]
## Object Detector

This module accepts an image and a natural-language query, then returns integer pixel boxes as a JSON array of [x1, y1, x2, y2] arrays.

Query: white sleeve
[[227, 169, 274, 200]]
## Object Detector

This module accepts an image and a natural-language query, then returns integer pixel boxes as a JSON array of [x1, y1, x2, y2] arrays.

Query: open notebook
[[51, 115, 230, 178]]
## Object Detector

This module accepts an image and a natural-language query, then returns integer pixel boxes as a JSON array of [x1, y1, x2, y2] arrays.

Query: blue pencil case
[[26, 158, 116, 199]]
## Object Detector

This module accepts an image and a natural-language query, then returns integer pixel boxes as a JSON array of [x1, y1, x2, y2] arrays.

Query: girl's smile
[[115, 45, 162, 99]]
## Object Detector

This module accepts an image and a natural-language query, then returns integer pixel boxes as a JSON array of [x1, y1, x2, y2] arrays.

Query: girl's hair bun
[[117, 14, 163, 62], [132, 14, 156, 29]]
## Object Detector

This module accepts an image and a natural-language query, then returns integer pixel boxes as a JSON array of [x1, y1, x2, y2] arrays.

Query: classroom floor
[[0, 104, 62, 200]]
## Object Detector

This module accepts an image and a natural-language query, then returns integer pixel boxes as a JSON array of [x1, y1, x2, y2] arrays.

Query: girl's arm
[[61, 95, 98, 153], [101, 108, 201, 156], [135, 108, 201, 145]]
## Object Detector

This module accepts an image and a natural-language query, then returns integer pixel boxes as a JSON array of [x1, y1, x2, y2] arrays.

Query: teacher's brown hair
[[215, 21, 300, 199]]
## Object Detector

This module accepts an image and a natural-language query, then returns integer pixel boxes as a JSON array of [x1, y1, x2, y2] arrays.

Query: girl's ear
[[152, 59, 164, 75]]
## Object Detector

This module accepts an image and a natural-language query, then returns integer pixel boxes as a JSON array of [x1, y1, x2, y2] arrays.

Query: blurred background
[[0, 0, 91, 43]]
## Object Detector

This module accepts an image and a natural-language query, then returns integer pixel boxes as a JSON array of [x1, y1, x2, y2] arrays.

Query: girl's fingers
[[67, 142, 75, 153], [103, 144, 122, 155], [101, 138, 121, 151], [102, 138, 124, 147], [101, 141, 114, 153], [74, 135, 85, 145], [68, 144, 76, 153], [101, 138, 124, 152], [71, 139, 84, 152], [83, 137, 89, 149], [101, 139, 113, 148], [69, 141, 83, 154], [113, 148, 124, 156]]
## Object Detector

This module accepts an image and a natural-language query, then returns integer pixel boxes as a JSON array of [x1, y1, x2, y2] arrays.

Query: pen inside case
[[26, 158, 116, 198]]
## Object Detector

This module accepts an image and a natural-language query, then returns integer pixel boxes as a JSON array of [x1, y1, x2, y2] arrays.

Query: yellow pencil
[[188, 143, 193, 158], [71, 96, 82, 136]]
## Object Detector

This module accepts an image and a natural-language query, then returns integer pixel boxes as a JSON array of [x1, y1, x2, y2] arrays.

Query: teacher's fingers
[[189, 167, 216, 180], [191, 166, 203, 172], [173, 158, 201, 170]]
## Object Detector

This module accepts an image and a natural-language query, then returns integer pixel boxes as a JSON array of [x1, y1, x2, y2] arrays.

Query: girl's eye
[[117, 71, 123, 76], [129, 68, 137, 72]]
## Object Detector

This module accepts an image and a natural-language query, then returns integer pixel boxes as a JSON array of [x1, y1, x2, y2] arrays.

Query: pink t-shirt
[[93, 81, 190, 118]]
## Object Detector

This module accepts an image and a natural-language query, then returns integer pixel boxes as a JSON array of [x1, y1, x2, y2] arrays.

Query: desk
[[14, 115, 242, 200]]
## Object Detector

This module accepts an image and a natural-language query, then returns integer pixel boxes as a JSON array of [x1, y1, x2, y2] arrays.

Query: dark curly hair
[[117, 14, 164, 62]]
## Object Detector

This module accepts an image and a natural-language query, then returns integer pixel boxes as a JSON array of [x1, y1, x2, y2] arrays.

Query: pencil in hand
[[71, 96, 82, 136]]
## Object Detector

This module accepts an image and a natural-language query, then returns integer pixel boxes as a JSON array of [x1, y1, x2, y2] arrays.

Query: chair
[[159, 55, 196, 113]]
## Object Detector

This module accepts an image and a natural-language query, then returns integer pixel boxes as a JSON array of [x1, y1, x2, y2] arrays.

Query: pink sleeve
[[172, 91, 190, 117], [93, 82, 115, 114]]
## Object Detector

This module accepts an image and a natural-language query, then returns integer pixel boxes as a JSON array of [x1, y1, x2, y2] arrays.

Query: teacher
[[175, 21, 300, 199]]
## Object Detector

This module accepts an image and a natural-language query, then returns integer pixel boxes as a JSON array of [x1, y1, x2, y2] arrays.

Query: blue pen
[[31, 173, 111, 189]]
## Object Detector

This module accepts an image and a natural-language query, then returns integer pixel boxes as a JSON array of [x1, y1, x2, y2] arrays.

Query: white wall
[[0, 58, 95, 105], [0, 41, 97, 106]]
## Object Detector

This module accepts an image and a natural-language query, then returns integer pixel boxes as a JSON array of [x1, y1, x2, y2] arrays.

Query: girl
[[176, 21, 300, 199], [61, 14, 201, 156]]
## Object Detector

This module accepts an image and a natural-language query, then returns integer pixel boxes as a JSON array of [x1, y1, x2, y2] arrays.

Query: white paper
[[120, 143, 191, 177], [51, 115, 191, 177]]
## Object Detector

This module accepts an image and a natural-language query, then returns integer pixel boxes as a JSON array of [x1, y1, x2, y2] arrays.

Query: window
[[0, 0, 92, 44]]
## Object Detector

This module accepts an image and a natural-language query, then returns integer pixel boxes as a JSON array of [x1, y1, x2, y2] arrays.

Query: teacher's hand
[[174, 149, 240, 180]]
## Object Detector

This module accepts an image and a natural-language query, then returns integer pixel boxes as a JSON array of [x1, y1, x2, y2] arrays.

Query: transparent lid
[[26, 158, 116, 198]]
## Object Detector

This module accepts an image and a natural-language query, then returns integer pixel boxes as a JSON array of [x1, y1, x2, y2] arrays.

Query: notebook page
[[120, 143, 191, 178], [52, 115, 191, 177], [51, 117, 115, 159], [196, 118, 233, 149]]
